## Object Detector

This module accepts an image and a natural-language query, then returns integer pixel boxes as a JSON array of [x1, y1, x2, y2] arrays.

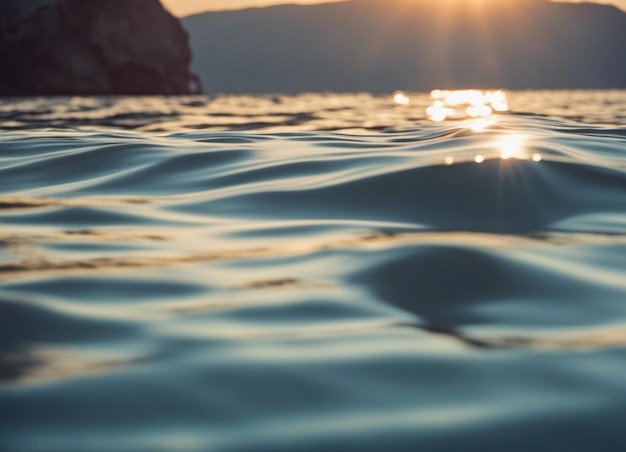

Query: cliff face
[[0, 0, 202, 95]]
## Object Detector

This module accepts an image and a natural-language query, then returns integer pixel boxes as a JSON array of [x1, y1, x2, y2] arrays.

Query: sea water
[[1, 91, 625, 451]]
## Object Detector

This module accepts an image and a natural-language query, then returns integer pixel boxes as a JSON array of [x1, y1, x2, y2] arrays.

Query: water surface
[[1, 91, 625, 451]]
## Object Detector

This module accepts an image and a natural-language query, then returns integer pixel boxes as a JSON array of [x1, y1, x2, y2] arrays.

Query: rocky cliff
[[0, 0, 202, 95]]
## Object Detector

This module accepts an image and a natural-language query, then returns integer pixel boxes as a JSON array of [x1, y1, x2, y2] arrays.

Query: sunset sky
[[161, 0, 626, 16]]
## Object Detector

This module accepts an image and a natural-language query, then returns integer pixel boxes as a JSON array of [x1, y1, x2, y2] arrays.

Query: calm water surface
[[1, 91, 625, 451]]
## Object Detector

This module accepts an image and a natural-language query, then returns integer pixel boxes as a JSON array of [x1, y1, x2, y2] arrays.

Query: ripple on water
[[1, 109, 625, 451]]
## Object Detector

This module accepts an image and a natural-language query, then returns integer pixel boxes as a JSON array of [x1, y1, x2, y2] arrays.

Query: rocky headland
[[0, 0, 202, 95]]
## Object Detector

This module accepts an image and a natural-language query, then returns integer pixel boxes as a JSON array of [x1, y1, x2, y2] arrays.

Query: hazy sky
[[161, 0, 626, 16], [161, 0, 334, 16]]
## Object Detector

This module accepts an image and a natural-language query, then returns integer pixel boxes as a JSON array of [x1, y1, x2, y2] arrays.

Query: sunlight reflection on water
[[498, 134, 527, 160], [0, 90, 623, 133], [418, 90, 547, 166], [426, 89, 510, 121], [393, 91, 411, 106]]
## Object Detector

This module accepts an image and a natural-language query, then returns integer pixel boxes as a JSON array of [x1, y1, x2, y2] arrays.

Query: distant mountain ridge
[[183, 0, 626, 93]]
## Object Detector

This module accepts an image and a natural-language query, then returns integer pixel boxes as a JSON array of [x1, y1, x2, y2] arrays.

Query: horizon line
[[160, 0, 626, 18]]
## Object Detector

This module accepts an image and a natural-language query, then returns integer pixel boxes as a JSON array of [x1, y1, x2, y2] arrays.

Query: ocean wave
[[1, 104, 625, 451]]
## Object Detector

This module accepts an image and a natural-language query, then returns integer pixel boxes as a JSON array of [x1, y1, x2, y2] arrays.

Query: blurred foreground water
[[1, 91, 625, 451]]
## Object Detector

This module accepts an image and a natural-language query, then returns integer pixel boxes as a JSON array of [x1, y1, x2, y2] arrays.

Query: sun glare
[[497, 134, 526, 160], [426, 100, 455, 122], [470, 118, 493, 132], [393, 91, 411, 105], [391, 89, 543, 167], [427, 89, 509, 122]]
